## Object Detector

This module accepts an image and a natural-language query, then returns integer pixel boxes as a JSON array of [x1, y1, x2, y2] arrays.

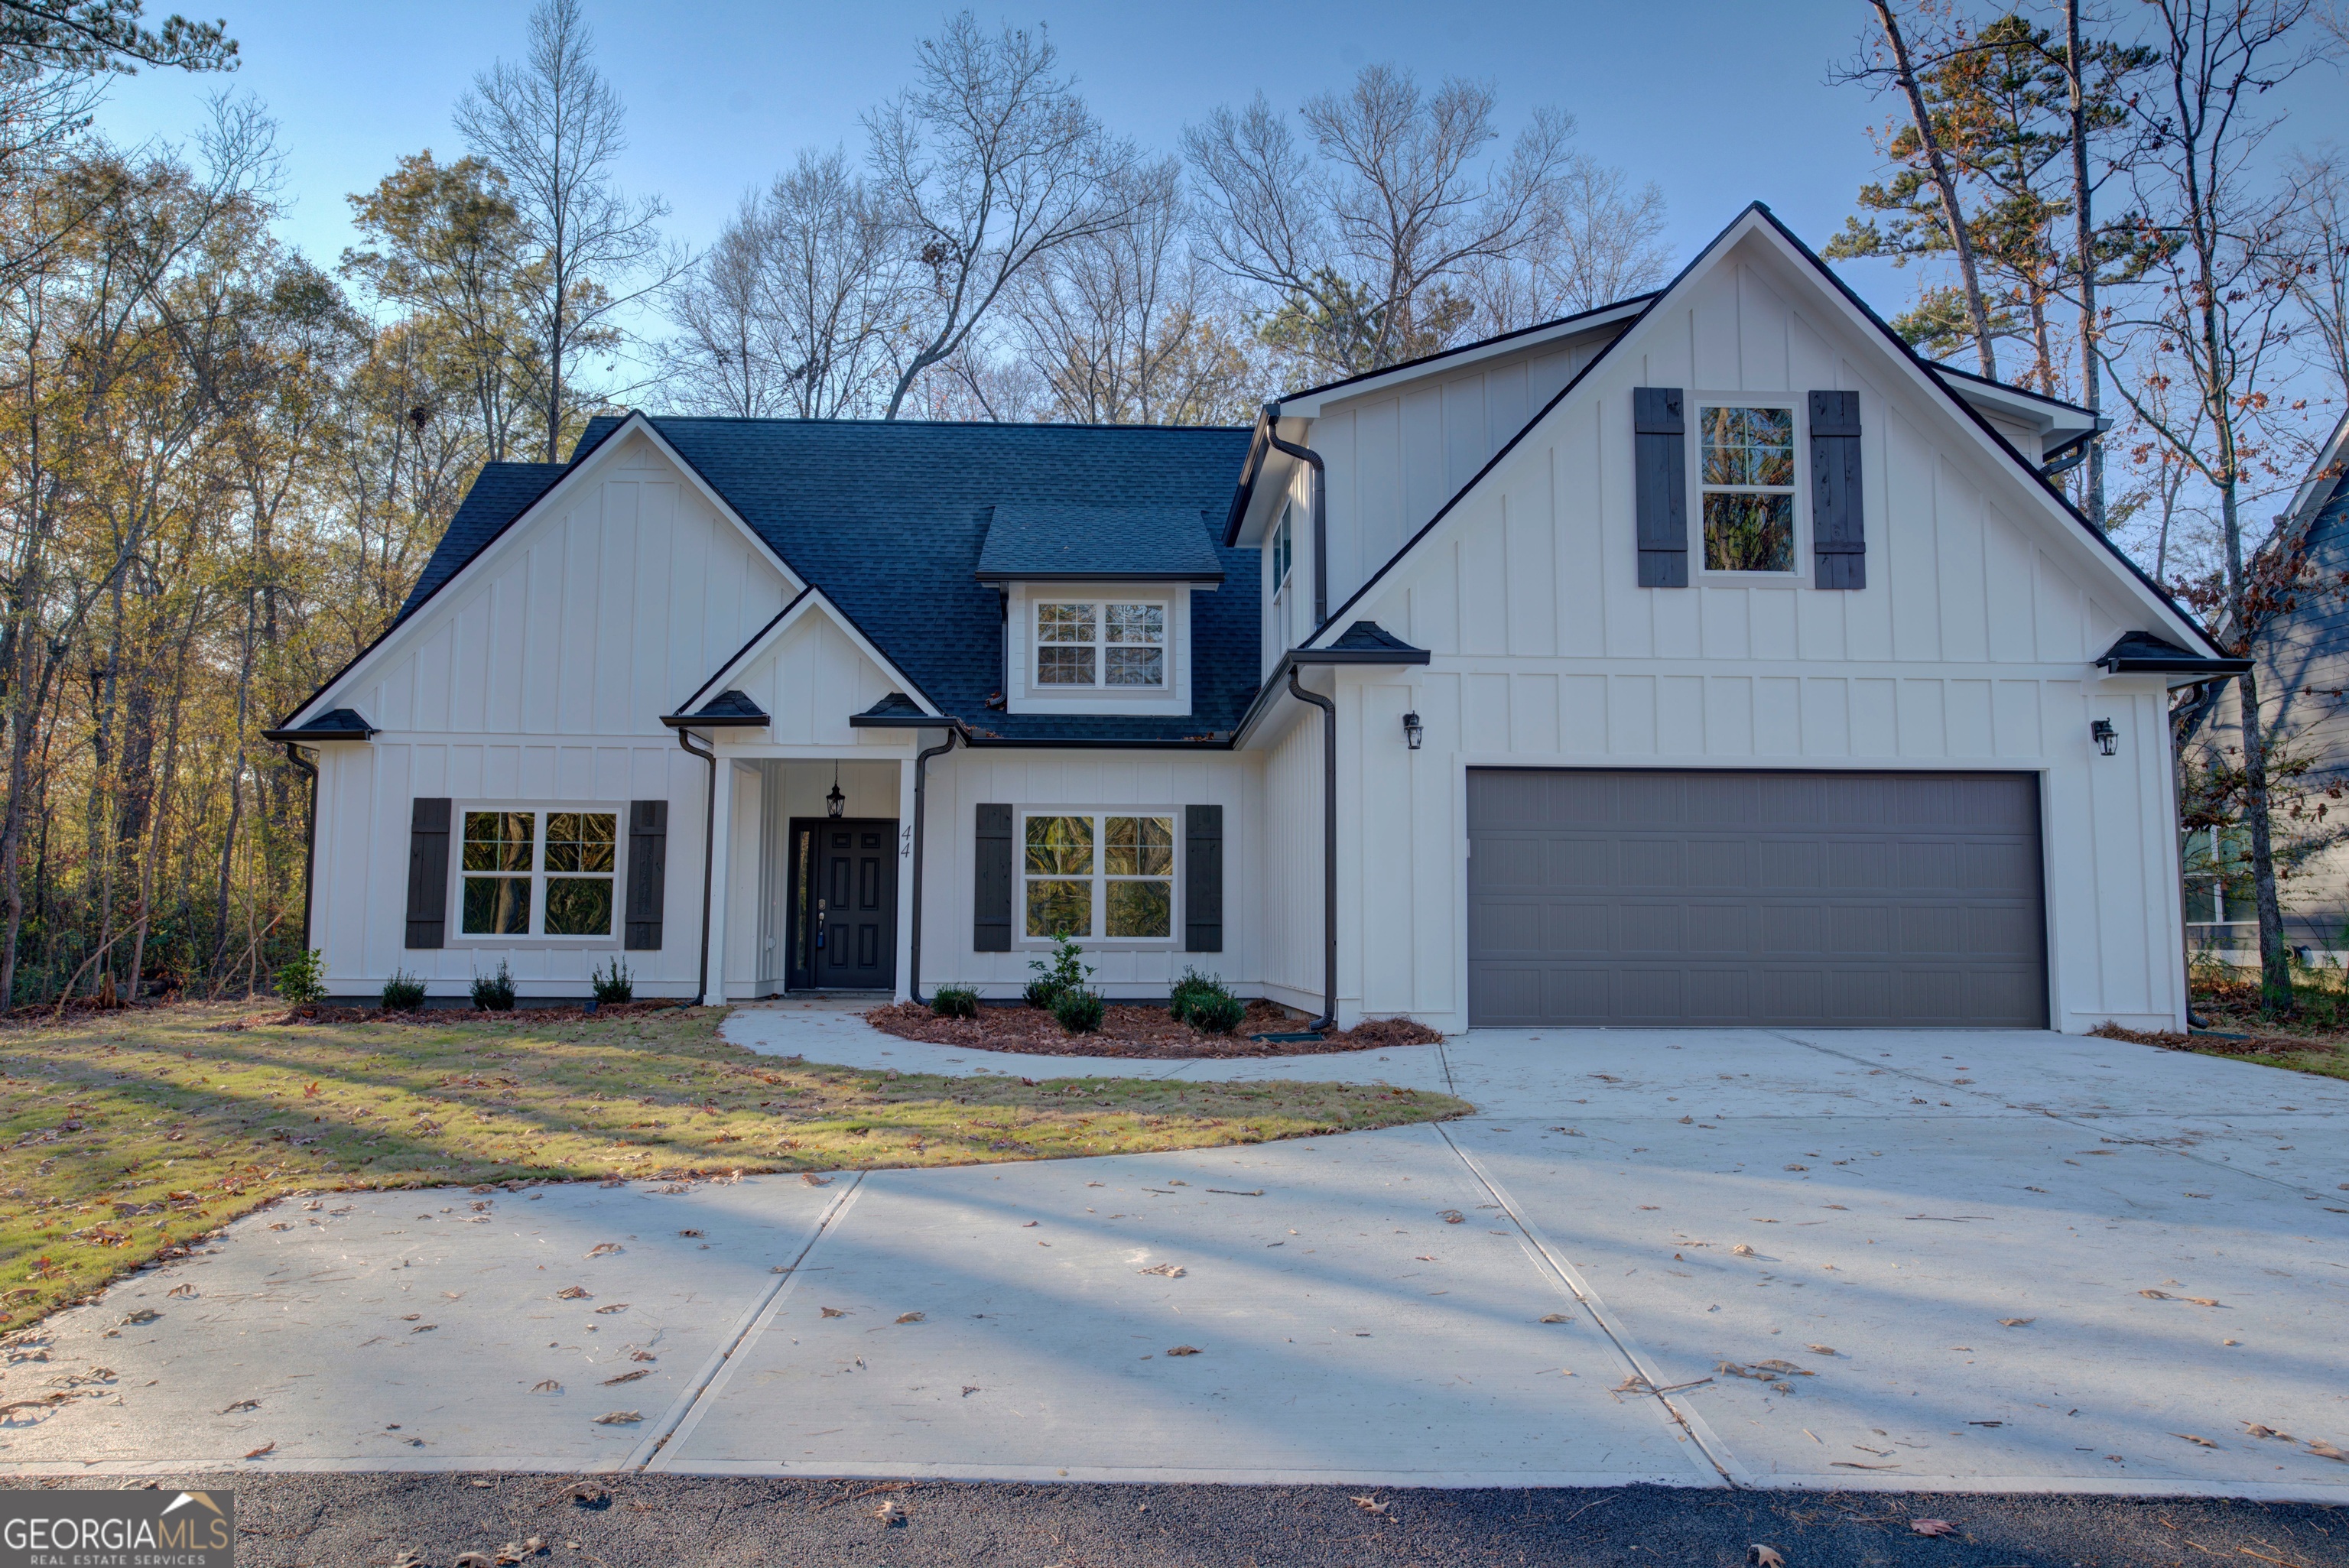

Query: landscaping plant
[[471, 961, 517, 1011], [591, 957, 633, 1004], [1168, 966, 1243, 1032], [380, 969, 427, 1011], [1025, 933, 1091, 1010], [931, 985, 980, 1018], [1051, 985, 1106, 1034], [273, 949, 326, 1006]]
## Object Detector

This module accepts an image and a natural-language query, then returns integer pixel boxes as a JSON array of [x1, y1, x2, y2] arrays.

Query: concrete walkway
[[2, 1005, 2344, 1501]]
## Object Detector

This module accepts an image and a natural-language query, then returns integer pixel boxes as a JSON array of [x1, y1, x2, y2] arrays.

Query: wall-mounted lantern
[[2091, 718, 2118, 757], [826, 761, 846, 817], [1402, 711, 1424, 751]]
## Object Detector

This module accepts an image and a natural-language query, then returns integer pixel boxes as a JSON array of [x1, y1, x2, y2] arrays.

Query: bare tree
[[1184, 65, 1578, 379], [1009, 157, 1262, 424], [2105, 0, 2331, 1011], [2287, 149, 2349, 403], [1463, 157, 1670, 330], [455, 0, 678, 460], [865, 12, 1143, 420]]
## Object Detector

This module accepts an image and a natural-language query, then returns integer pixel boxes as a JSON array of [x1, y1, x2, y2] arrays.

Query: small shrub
[[1187, 992, 1246, 1034], [471, 961, 516, 1011], [381, 969, 427, 1011], [592, 957, 633, 1004], [1022, 976, 1062, 1009], [274, 948, 326, 1006], [1026, 933, 1092, 1011], [1169, 966, 1235, 1025], [1051, 985, 1105, 1034], [931, 985, 980, 1019]]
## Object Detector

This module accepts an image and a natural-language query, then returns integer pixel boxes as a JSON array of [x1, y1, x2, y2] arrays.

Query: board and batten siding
[[1314, 237, 2187, 1033], [915, 748, 1262, 1000], [304, 433, 796, 997]]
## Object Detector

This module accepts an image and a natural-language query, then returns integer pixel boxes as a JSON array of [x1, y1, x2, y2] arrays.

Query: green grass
[[0, 1002, 1467, 1334]]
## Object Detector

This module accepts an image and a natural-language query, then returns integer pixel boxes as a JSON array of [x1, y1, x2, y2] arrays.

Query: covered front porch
[[706, 748, 924, 1003]]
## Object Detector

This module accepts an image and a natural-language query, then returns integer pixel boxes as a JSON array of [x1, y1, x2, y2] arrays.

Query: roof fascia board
[[281, 411, 803, 731], [1931, 367, 2105, 438], [677, 582, 945, 721], [1301, 203, 2221, 661], [973, 569, 1225, 584], [1276, 295, 1654, 417]]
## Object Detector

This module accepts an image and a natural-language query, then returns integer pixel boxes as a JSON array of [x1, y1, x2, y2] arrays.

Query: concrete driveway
[[2, 1005, 2343, 1501]]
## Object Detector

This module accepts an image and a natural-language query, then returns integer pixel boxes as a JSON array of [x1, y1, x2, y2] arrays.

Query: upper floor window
[[1699, 404, 1796, 573], [1271, 504, 1294, 593], [1035, 600, 1165, 688], [460, 808, 618, 937]]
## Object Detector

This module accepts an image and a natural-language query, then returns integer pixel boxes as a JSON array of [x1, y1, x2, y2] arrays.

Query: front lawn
[[0, 1002, 1466, 1334]]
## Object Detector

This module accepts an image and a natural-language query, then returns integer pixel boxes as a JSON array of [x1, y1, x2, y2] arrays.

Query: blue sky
[[93, 0, 2349, 342]]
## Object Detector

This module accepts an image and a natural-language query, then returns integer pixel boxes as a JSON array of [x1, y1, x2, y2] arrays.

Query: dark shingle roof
[[394, 462, 570, 625], [567, 416, 1260, 742], [850, 692, 936, 727], [396, 418, 1259, 742], [1325, 621, 1424, 655], [262, 706, 377, 742], [976, 505, 1224, 582]]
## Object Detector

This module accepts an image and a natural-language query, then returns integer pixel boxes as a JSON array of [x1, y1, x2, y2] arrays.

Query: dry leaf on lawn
[[593, 1411, 642, 1424], [1352, 1495, 1391, 1515], [875, 1499, 905, 1524], [1748, 1547, 1785, 1567], [1165, 1345, 1203, 1356], [1138, 1264, 1185, 1278], [895, 1312, 924, 1324], [1911, 1519, 1957, 1537]]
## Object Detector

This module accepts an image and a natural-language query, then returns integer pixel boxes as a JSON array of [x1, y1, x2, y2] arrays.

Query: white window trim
[[1015, 807, 1183, 950], [1032, 596, 1169, 690], [1005, 580, 1194, 716], [1690, 394, 1808, 583], [446, 800, 629, 948]]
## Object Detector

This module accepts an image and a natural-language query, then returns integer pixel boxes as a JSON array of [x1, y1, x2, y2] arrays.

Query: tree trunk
[[1872, 0, 1998, 377], [2065, 0, 2107, 530]]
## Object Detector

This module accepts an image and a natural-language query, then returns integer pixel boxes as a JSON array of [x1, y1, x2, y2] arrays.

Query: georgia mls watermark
[[1, 1489, 233, 1567]]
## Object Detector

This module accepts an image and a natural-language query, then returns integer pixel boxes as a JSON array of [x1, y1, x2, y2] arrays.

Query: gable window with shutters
[[1020, 809, 1178, 944], [1698, 402, 1800, 573], [450, 803, 626, 942]]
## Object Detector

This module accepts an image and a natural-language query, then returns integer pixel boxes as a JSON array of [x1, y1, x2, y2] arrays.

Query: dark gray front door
[[1466, 769, 2046, 1028], [787, 819, 898, 992]]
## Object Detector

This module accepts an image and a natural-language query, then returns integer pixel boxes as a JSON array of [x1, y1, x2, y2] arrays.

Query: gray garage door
[[1466, 769, 2045, 1028]]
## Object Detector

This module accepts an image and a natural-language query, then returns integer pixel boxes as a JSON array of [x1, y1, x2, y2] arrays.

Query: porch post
[[704, 749, 736, 1005], [894, 755, 916, 1002]]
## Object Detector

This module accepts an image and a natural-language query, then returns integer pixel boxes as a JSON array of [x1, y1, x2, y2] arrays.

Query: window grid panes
[[1699, 404, 1796, 573], [459, 808, 620, 937], [1272, 505, 1293, 592], [1022, 811, 1174, 940], [1034, 600, 1165, 689]]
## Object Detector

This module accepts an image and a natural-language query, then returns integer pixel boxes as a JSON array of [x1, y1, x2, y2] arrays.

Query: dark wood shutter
[[1809, 390, 1866, 589], [404, 797, 452, 949], [973, 803, 1013, 952], [623, 800, 668, 950], [1184, 804, 1223, 953], [1634, 388, 1688, 587]]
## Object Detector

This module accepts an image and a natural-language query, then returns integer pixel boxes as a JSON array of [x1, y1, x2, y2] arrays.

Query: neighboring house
[[269, 204, 2240, 1034], [2179, 412, 2349, 961]]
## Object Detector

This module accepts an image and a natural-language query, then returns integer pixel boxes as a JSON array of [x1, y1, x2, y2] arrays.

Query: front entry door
[[786, 818, 899, 991]]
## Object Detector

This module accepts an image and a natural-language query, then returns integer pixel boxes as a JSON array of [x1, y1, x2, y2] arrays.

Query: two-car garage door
[[1466, 769, 2046, 1028]]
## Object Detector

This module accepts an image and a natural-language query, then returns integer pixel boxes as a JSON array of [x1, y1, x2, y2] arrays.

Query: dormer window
[[1035, 599, 1166, 688]]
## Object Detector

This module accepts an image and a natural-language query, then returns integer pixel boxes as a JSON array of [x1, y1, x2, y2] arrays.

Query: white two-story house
[[270, 204, 2239, 1034]]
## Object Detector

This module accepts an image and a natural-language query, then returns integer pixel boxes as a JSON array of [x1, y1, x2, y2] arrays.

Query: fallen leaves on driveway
[[241, 1440, 274, 1459], [1539, 1313, 1571, 1323], [1165, 1345, 1202, 1356], [1438, 1210, 1464, 1224], [555, 1286, 590, 1300], [1137, 1264, 1185, 1277], [895, 1312, 924, 1324], [531, 1380, 560, 1394], [1999, 1317, 2034, 1327], [584, 1243, 622, 1259], [820, 1307, 847, 1318], [2173, 1433, 2219, 1448], [592, 1411, 641, 1424], [600, 1369, 648, 1385]]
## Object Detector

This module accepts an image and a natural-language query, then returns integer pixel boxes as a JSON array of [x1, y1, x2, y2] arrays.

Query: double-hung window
[[1698, 404, 1798, 573], [1022, 810, 1174, 940], [460, 808, 619, 937], [1035, 600, 1165, 688]]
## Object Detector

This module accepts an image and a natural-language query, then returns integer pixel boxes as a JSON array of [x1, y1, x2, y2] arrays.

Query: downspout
[[1264, 403, 1329, 629], [1286, 667, 1337, 1033], [906, 726, 958, 1005], [676, 726, 716, 1005], [281, 743, 320, 954]]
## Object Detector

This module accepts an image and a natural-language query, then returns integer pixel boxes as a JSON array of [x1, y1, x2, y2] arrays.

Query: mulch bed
[[866, 999, 1443, 1058], [2091, 1021, 2342, 1058]]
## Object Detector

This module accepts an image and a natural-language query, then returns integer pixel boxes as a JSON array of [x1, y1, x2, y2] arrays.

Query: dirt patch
[[866, 1000, 1442, 1057]]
